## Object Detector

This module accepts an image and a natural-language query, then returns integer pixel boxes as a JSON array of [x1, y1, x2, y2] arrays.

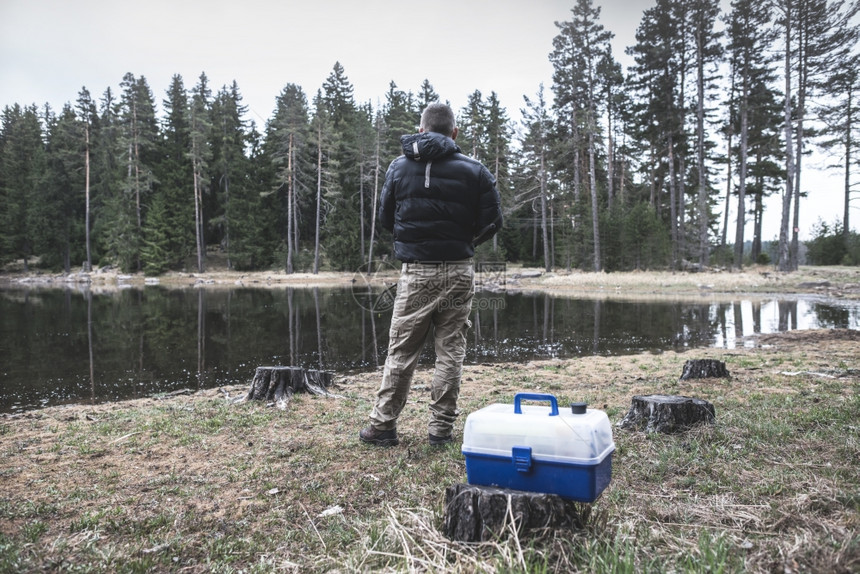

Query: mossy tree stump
[[443, 483, 591, 542], [617, 394, 715, 434], [244, 366, 334, 409], [680, 359, 730, 380]]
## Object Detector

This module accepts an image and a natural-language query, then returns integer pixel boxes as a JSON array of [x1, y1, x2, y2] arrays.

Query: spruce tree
[[458, 90, 488, 161], [727, 0, 777, 268], [114, 73, 158, 271], [817, 53, 860, 240], [785, 0, 860, 269], [92, 87, 122, 269], [520, 85, 553, 272], [210, 81, 252, 268], [319, 63, 366, 272], [143, 74, 194, 273], [38, 104, 85, 272], [266, 83, 311, 273], [484, 92, 512, 256], [0, 104, 44, 270], [688, 0, 723, 267], [551, 0, 613, 271]]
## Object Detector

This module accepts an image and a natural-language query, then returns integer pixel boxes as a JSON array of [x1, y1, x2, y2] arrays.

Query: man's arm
[[378, 160, 398, 232], [474, 166, 502, 246]]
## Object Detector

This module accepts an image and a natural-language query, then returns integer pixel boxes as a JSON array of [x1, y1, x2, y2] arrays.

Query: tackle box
[[461, 393, 615, 502]]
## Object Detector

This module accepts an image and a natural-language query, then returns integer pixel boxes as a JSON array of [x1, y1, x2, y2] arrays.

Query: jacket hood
[[400, 131, 460, 162]]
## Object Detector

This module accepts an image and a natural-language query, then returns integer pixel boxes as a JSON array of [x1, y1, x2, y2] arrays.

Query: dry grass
[[1, 328, 858, 572], [511, 265, 860, 301]]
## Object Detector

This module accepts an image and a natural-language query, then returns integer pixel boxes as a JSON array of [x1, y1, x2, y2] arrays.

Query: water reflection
[[0, 286, 857, 413]]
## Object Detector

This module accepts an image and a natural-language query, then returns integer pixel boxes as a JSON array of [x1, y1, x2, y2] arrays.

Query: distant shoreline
[[2, 264, 859, 300]]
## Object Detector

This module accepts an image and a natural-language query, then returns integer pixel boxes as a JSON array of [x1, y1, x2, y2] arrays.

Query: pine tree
[[0, 104, 44, 270], [319, 63, 366, 272], [382, 81, 418, 159], [458, 90, 488, 161], [143, 74, 194, 274], [688, 0, 723, 267], [210, 81, 252, 268], [265, 83, 311, 273], [38, 104, 85, 272], [636, 0, 689, 266], [727, 0, 777, 268], [485, 91, 513, 255], [417, 79, 440, 111], [521, 85, 553, 272], [92, 87, 122, 269], [818, 52, 860, 240], [787, 0, 859, 269], [114, 73, 158, 271], [310, 90, 339, 273], [551, 0, 613, 271]]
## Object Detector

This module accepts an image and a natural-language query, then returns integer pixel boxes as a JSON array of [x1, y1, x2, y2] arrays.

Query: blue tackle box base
[[464, 451, 613, 503]]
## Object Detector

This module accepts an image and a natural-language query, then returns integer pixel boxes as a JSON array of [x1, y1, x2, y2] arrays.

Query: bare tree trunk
[[649, 143, 657, 209], [314, 122, 322, 275], [572, 109, 582, 206], [778, 8, 796, 272], [132, 99, 142, 272], [493, 140, 501, 252], [359, 161, 366, 264], [193, 162, 204, 273], [696, 30, 709, 267], [589, 129, 601, 272], [845, 87, 854, 238], [84, 118, 92, 272], [734, 83, 749, 270], [540, 147, 550, 272], [286, 134, 294, 274], [677, 47, 689, 265], [550, 200, 555, 269], [668, 134, 679, 267], [721, 69, 736, 250], [367, 118, 381, 269], [606, 102, 615, 212]]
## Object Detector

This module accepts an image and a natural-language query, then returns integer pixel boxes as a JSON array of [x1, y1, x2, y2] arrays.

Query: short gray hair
[[420, 103, 456, 136]]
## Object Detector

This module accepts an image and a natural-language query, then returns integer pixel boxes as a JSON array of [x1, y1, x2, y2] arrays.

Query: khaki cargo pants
[[369, 260, 474, 437]]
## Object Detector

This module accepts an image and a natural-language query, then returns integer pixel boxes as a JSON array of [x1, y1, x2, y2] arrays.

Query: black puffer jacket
[[379, 131, 502, 263]]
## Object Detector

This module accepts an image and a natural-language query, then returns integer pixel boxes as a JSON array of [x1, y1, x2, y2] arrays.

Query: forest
[[1, 0, 859, 276]]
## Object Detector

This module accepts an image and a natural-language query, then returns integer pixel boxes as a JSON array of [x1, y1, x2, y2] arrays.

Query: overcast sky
[[0, 0, 847, 240]]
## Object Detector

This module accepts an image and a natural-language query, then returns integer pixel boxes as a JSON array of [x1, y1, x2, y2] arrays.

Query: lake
[[1, 285, 858, 413]]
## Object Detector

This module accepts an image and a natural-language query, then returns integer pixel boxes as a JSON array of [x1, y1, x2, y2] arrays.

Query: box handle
[[514, 393, 559, 416]]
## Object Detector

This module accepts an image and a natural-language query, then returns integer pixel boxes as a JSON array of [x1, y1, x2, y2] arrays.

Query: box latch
[[512, 446, 532, 473]]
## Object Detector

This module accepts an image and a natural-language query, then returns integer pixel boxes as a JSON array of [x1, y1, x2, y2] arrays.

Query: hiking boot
[[428, 433, 454, 446], [359, 426, 399, 446]]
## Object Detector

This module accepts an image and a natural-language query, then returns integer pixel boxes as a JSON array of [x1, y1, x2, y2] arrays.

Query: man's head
[[420, 103, 458, 139]]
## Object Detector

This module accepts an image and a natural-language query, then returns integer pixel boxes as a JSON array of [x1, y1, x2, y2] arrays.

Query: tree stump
[[617, 394, 715, 434], [679, 359, 730, 380], [443, 483, 590, 542], [243, 366, 335, 409]]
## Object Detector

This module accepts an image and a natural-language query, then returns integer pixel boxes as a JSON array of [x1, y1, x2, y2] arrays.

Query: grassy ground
[[1, 327, 858, 573]]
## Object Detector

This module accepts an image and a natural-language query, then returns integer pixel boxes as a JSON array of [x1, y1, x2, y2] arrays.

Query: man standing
[[359, 103, 503, 447]]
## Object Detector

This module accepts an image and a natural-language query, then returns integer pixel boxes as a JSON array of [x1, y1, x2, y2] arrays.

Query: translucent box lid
[[461, 393, 615, 465]]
